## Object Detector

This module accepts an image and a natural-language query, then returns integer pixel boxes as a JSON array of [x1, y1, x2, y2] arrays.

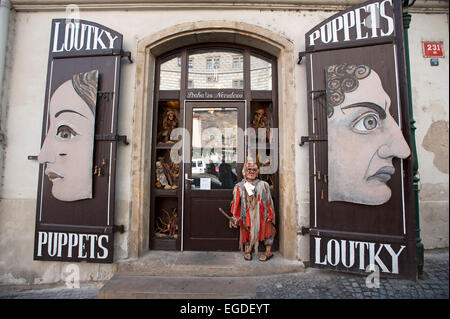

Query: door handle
[[185, 174, 194, 182]]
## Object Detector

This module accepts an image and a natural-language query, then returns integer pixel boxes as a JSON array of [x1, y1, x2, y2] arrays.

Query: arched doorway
[[130, 21, 297, 259], [151, 44, 278, 251]]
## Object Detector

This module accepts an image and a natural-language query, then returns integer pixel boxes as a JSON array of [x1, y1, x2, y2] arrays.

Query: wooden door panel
[[185, 195, 239, 250], [183, 101, 245, 251], [304, 0, 417, 279]]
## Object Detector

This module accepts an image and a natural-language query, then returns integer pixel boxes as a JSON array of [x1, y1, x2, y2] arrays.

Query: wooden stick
[[218, 207, 232, 220]]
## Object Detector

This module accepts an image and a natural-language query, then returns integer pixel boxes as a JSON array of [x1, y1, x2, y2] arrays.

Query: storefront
[[0, 0, 448, 285], [131, 22, 295, 257]]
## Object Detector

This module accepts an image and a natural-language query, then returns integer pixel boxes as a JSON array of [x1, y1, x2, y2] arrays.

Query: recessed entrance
[[149, 45, 279, 251], [130, 21, 297, 259]]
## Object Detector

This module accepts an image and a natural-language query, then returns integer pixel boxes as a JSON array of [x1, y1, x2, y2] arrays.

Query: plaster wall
[[408, 13, 449, 249]]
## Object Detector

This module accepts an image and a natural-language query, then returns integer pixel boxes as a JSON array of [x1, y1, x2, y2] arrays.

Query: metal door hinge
[[297, 47, 315, 64], [299, 135, 327, 146], [310, 89, 326, 99], [298, 51, 307, 64], [95, 134, 129, 145], [298, 226, 310, 235], [113, 225, 125, 233], [119, 50, 133, 63], [121, 51, 133, 63], [110, 49, 133, 63]]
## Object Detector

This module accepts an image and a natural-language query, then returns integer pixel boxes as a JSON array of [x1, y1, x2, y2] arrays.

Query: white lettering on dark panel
[[314, 237, 406, 274], [308, 0, 394, 46], [52, 21, 119, 53], [37, 231, 109, 260]]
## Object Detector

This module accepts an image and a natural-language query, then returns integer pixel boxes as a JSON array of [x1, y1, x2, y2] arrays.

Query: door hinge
[[113, 225, 125, 233], [310, 89, 326, 99], [299, 135, 327, 146], [95, 134, 129, 145], [297, 47, 315, 64], [298, 226, 310, 235], [120, 50, 133, 63]]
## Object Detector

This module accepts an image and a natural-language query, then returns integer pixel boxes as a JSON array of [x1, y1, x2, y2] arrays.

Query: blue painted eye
[[56, 125, 78, 140]]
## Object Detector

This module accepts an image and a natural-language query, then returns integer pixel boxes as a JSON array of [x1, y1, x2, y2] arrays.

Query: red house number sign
[[423, 42, 444, 58]]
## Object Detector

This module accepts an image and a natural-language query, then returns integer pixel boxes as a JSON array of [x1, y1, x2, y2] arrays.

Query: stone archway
[[129, 21, 298, 260]]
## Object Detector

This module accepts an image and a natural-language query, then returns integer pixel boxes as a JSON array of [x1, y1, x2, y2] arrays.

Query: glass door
[[183, 101, 245, 250]]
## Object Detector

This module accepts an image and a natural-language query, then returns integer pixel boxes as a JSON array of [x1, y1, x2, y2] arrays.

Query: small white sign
[[200, 178, 211, 190]]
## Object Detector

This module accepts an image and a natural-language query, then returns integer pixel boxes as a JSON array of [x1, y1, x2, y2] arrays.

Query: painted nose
[[377, 117, 411, 159], [38, 137, 55, 164]]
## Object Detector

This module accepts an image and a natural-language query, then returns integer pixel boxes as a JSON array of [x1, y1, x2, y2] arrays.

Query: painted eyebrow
[[341, 102, 386, 119], [54, 109, 87, 118]]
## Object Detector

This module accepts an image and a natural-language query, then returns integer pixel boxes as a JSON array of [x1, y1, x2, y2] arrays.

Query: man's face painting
[[327, 69, 411, 205], [38, 80, 95, 201]]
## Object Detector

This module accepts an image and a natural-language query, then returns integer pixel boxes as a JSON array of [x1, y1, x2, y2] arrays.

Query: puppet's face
[[38, 80, 95, 201], [244, 163, 259, 182], [327, 68, 411, 205]]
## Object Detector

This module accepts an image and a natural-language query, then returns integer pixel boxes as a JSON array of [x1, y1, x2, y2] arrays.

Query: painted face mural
[[326, 64, 411, 205], [38, 70, 99, 201]]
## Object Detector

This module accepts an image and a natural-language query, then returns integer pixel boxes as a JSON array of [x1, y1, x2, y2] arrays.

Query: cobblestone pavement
[[0, 248, 447, 299], [255, 248, 449, 299], [0, 283, 102, 299]]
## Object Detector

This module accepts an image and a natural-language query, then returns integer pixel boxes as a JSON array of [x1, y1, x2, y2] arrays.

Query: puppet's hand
[[230, 217, 239, 228]]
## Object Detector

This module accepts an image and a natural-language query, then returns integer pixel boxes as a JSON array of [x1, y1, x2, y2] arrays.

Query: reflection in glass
[[160, 56, 181, 90], [251, 55, 272, 90], [188, 51, 244, 89], [191, 107, 238, 189]]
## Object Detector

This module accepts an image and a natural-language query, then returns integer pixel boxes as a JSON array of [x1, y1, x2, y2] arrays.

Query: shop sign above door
[[302, 0, 417, 280], [33, 19, 128, 263], [186, 90, 244, 100]]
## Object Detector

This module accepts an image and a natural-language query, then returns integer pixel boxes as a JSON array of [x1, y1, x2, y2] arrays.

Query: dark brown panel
[[304, 0, 417, 280], [34, 19, 124, 263]]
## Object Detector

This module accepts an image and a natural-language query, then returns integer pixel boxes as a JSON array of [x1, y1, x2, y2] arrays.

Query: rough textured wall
[[409, 13, 449, 249]]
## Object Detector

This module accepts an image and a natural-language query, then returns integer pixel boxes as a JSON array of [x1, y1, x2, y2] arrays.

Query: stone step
[[114, 251, 305, 277], [99, 251, 305, 299], [98, 274, 260, 299]]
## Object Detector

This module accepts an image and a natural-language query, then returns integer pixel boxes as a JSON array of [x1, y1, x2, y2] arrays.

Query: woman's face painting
[[327, 69, 411, 205], [38, 80, 95, 201]]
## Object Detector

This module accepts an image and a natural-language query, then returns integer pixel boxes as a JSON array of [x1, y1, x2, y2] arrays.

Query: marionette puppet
[[230, 161, 276, 261], [157, 109, 178, 143]]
